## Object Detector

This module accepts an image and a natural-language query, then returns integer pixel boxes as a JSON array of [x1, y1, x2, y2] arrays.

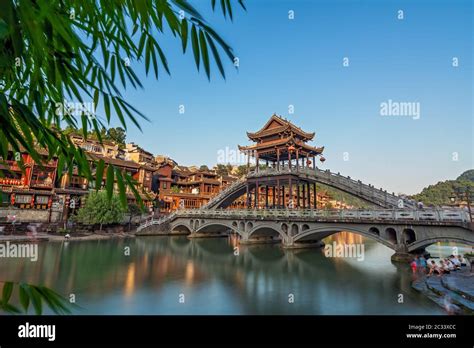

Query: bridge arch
[[402, 228, 416, 245], [171, 223, 192, 234], [293, 226, 397, 250], [248, 224, 285, 241], [195, 221, 240, 236], [407, 237, 472, 253], [368, 227, 380, 236], [290, 224, 299, 237], [384, 227, 397, 244]]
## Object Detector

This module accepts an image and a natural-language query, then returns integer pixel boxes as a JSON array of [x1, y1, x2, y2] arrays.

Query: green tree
[[235, 165, 248, 177], [215, 164, 228, 176], [75, 191, 125, 230], [107, 127, 126, 148], [199, 165, 210, 171], [0, 0, 245, 207], [457, 170, 474, 182], [127, 202, 142, 231], [411, 171, 474, 206]]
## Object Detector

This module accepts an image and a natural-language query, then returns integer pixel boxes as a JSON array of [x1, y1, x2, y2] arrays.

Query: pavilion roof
[[246, 114, 315, 141], [238, 136, 324, 157]]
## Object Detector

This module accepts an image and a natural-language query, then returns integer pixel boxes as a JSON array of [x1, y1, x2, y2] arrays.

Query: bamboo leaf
[[19, 283, 30, 312], [199, 30, 210, 80], [95, 159, 105, 190], [181, 19, 188, 53], [191, 25, 200, 70], [106, 164, 114, 200], [2, 282, 13, 304]]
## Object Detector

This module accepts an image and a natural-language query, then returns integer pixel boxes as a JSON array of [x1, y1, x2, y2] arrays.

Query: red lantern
[[288, 145, 295, 152], [320, 156, 326, 163]]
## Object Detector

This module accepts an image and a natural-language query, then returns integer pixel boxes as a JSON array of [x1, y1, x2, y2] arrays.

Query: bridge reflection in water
[[1, 233, 467, 314]]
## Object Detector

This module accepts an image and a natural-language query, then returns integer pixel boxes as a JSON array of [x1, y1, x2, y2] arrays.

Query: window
[[36, 196, 49, 204], [16, 195, 32, 204], [163, 183, 167, 189]]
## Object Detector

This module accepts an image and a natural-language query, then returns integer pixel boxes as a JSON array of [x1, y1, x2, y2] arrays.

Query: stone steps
[[421, 269, 474, 313]]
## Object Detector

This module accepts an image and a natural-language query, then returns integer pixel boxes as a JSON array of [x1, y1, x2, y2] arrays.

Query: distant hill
[[411, 170, 474, 206], [457, 169, 474, 182]]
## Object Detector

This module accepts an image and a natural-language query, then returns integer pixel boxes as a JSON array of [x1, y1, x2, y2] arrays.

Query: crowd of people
[[409, 254, 468, 277]]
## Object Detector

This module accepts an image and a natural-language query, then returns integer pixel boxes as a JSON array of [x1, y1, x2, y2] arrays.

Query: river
[[1, 232, 470, 314]]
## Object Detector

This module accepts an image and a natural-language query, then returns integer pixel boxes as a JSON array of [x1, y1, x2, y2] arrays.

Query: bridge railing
[[136, 211, 178, 232], [173, 208, 471, 223], [248, 166, 416, 208], [200, 178, 246, 209]]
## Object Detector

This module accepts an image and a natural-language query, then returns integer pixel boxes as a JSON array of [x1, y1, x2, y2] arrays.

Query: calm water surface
[[1, 233, 470, 314]]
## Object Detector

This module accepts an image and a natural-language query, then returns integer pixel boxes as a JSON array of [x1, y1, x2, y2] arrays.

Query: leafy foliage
[[0, 281, 73, 315], [457, 169, 474, 182], [0, 0, 245, 207], [411, 170, 474, 206], [75, 191, 125, 228], [107, 127, 127, 148], [64, 126, 126, 146]]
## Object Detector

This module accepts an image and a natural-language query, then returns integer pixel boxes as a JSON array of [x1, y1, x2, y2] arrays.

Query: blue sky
[[108, 0, 472, 195]]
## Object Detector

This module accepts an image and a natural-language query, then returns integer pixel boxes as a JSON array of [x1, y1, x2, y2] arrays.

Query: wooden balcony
[[0, 160, 23, 171], [30, 179, 54, 189]]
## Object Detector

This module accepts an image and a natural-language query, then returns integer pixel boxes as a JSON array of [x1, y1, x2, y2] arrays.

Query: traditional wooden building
[[0, 148, 58, 211], [154, 164, 238, 212], [238, 114, 325, 209]]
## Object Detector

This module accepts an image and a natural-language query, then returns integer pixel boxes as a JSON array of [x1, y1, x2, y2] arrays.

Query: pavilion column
[[246, 183, 250, 208], [302, 183, 306, 209], [313, 183, 317, 209], [277, 148, 280, 171], [247, 151, 250, 172], [256, 153, 259, 173], [313, 156, 316, 169], [288, 150, 291, 171], [282, 185, 285, 207], [272, 186, 276, 208], [296, 149, 299, 172], [277, 179, 280, 207], [265, 185, 269, 208], [296, 180, 300, 208], [255, 180, 259, 209], [289, 178, 293, 208], [306, 182, 311, 209]]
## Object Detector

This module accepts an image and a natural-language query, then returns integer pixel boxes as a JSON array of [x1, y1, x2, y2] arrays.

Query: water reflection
[[0, 232, 450, 315]]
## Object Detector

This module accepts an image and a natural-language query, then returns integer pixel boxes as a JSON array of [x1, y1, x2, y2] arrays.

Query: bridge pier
[[239, 235, 281, 245], [282, 239, 325, 249], [282, 238, 325, 249], [390, 252, 415, 263], [187, 231, 229, 239]]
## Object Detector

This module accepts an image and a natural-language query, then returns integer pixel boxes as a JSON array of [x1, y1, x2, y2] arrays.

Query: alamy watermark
[[380, 99, 420, 120], [324, 242, 365, 261], [217, 147, 255, 165], [0, 241, 38, 262], [55, 100, 96, 119]]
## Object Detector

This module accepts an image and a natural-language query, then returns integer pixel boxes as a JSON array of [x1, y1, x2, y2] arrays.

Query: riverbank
[[0, 232, 136, 243], [412, 267, 474, 314]]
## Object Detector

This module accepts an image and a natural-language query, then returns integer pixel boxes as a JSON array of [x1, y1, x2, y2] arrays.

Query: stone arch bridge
[[138, 208, 474, 261]]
